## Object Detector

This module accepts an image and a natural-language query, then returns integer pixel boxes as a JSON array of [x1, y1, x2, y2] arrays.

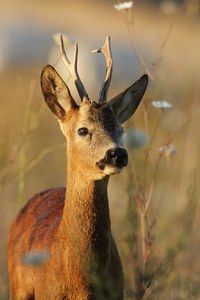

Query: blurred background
[[1, 0, 200, 299]]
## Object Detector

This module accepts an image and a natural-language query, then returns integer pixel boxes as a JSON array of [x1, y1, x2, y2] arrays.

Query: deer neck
[[59, 157, 111, 266]]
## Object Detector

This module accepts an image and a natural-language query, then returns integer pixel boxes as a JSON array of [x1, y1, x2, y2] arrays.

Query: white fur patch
[[103, 165, 123, 176]]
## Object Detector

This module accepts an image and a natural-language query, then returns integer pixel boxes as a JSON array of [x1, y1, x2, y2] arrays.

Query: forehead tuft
[[79, 102, 117, 125]]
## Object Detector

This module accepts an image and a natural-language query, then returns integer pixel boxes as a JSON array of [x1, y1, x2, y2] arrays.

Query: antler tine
[[59, 34, 89, 101], [92, 36, 113, 103]]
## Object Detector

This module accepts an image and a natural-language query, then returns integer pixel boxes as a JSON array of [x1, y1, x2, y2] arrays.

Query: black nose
[[105, 148, 128, 168]]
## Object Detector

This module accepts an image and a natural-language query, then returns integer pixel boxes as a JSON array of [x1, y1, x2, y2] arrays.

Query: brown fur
[[7, 63, 148, 299]]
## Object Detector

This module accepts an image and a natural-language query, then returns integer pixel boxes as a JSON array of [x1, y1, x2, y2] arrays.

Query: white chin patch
[[103, 165, 123, 176]]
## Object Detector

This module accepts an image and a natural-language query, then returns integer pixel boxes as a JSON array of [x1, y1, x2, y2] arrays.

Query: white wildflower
[[158, 144, 177, 158], [22, 250, 50, 267], [114, 1, 133, 11], [152, 101, 172, 110]]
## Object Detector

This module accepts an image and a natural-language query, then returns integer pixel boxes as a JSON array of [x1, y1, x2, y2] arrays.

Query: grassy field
[[1, 1, 200, 299]]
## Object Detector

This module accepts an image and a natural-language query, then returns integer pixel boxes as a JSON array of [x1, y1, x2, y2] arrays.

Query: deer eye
[[78, 127, 89, 136]]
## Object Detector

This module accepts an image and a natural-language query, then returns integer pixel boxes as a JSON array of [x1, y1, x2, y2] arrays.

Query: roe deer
[[7, 35, 148, 300]]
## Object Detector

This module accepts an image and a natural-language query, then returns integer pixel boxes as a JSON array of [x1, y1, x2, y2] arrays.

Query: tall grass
[[0, 72, 65, 299], [1, 2, 200, 299], [115, 1, 200, 299]]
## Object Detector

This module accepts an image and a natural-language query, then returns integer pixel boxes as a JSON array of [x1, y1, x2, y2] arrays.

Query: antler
[[59, 34, 89, 101], [92, 36, 113, 103]]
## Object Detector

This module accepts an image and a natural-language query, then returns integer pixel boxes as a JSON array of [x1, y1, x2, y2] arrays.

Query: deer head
[[41, 35, 148, 180]]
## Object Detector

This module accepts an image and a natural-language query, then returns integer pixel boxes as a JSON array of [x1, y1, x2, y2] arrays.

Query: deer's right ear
[[41, 65, 78, 120], [109, 74, 148, 124]]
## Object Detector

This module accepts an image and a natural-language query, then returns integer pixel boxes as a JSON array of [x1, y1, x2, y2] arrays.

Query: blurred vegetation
[[1, 1, 200, 299]]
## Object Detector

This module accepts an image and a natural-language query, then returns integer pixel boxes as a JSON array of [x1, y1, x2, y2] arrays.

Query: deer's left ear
[[109, 74, 148, 124]]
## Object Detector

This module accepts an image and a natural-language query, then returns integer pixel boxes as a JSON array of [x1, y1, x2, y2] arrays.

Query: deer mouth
[[96, 147, 128, 175]]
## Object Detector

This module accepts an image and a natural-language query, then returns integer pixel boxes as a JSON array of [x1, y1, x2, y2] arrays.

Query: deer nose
[[105, 148, 128, 168]]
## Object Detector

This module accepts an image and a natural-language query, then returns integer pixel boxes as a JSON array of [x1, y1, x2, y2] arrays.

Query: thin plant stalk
[[115, 2, 192, 298]]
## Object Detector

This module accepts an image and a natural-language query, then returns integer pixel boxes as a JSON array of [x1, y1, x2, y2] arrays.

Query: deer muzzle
[[97, 147, 128, 171]]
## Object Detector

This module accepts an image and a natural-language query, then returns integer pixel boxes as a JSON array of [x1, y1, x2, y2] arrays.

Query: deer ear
[[41, 65, 78, 120], [109, 74, 148, 124]]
